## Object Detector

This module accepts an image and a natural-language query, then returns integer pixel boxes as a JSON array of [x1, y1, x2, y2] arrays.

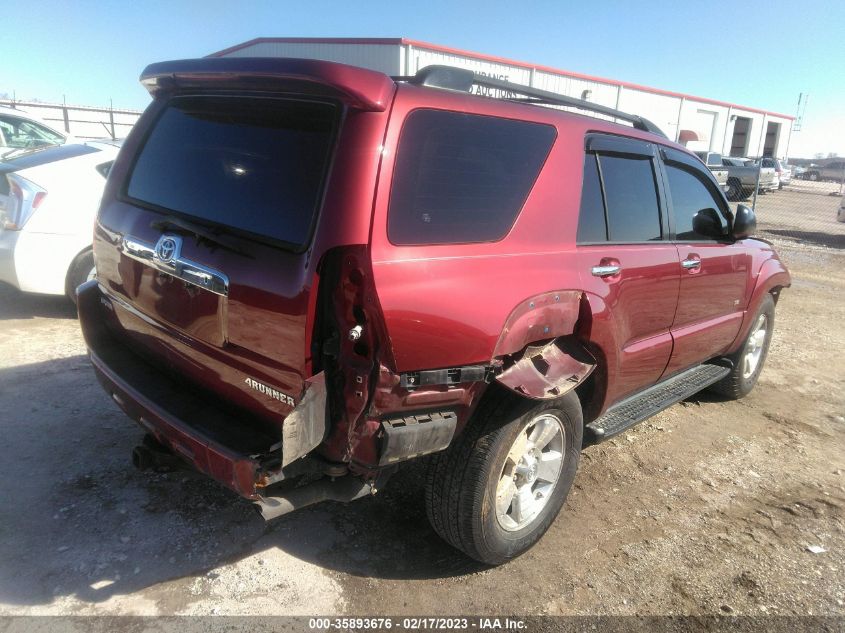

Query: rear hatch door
[[94, 61, 394, 439]]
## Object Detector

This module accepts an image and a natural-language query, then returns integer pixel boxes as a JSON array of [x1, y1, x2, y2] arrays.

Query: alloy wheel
[[743, 313, 768, 379], [495, 413, 565, 531]]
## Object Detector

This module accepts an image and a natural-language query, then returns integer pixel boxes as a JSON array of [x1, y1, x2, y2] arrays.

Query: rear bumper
[[0, 228, 84, 295], [77, 280, 273, 499]]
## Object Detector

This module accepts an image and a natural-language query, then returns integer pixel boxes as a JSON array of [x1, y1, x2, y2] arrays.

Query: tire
[[65, 250, 96, 304], [425, 387, 583, 565], [726, 180, 741, 201], [808, 172, 819, 182], [710, 293, 775, 400]]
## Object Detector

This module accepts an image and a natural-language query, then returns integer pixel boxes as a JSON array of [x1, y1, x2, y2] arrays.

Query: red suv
[[77, 58, 790, 565]]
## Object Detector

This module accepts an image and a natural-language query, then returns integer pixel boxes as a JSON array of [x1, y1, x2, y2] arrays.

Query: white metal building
[[210, 37, 794, 159]]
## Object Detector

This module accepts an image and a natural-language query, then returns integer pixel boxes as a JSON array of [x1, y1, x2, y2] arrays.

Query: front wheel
[[710, 294, 775, 399], [425, 388, 582, 565]]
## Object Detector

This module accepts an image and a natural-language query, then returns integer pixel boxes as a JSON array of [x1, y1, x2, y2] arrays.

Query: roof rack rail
[[397, 65, 667, 138]]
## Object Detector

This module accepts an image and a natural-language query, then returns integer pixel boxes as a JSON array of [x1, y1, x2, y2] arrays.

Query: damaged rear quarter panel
[[492, 291, 595, 399]]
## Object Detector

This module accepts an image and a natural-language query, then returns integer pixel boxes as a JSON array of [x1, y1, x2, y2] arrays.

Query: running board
[[584, 363, 731, 444]]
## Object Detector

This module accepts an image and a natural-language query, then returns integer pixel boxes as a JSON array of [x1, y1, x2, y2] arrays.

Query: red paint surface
[[81, 58, 791, 499]]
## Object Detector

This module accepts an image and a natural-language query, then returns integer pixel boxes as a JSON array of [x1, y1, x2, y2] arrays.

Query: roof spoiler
[[396, 65, 667, 138], [140, 57, 396, 112]]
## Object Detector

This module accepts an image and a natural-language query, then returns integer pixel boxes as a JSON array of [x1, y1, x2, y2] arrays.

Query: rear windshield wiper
[[150, 215, 252, 258]]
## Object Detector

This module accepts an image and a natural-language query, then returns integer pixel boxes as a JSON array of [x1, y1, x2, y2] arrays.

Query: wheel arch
[[64, 246, 95, 298], [490, 289, 615, 425], [726, 256, 790, 355]]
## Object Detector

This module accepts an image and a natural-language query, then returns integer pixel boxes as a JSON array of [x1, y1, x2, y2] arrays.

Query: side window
[[597, 154, 662, 242], [576, 154, 606, 242], [0, 116, 64, 149], [387, 109, 556, 246], [0, 120, 11, 147], [665, 163, 729, 241]]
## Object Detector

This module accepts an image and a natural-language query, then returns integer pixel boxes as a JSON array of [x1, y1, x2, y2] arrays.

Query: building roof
[[209, 37, 794, 120]]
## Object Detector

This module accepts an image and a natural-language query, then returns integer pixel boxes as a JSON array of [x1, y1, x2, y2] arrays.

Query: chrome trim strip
[[120, 234, 229, 297]]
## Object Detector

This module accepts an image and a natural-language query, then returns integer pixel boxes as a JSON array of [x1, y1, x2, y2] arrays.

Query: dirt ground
[[0, 189, 843, 619]]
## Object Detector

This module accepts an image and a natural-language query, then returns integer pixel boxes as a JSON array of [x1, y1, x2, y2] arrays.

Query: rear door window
[[126, 96, 338, 249], [387, 109, 556, 245], [598, 154, 662, 242], [576, 154, 607, 243]]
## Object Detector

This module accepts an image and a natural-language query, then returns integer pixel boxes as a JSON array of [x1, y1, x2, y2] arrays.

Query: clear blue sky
[[3, 0, 844, 156]]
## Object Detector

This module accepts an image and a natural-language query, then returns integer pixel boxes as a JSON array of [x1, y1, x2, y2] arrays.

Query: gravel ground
[[0, 190, 843, 619]]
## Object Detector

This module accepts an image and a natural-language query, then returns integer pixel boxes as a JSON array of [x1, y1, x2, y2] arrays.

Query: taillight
[[3, 174, 47, 231]]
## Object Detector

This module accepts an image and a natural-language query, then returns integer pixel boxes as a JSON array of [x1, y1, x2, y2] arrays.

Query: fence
[[0, 99, 143, 140], [738, 166, 845, 250]]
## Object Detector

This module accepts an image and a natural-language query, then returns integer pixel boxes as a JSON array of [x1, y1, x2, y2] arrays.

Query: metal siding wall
[[531, 71, 619, 122], [676, 99, 729, 152], [222, 42, 402, 75], [220, 41, 793, 157], [533, 71, 617, 107], [617, 89, 683, 137], [411, 49, 533, 85]]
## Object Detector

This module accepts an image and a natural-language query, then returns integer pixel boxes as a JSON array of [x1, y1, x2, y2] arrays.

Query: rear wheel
[[65, 250, 95, 304], [425, 388, 582, 565], [710, 294, 775, 399]]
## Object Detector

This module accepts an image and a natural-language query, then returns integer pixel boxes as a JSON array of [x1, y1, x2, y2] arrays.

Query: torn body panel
[[492, 290, 583, 357], [281, 371, 328, 468], [493, 291, 596, 399], [496, 338, 596, 399]]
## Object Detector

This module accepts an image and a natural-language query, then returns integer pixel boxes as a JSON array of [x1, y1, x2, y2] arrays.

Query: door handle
[[591, 264, 621, 277], [681, 258, 701, 269]]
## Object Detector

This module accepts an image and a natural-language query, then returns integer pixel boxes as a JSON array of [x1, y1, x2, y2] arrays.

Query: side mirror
[[732, 204, 756, 240], [692, 208, 727, 239]]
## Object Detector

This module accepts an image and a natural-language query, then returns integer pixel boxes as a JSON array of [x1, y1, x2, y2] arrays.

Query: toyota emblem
[[155, 235, 180, 263]]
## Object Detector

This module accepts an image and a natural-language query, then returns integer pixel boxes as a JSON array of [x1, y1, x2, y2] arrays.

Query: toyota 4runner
[[77, 58, 790, 565]]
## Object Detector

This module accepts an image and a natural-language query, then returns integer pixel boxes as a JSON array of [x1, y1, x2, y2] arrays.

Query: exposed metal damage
[[492, 290, 596, 399], [496, 338, 595, 399]]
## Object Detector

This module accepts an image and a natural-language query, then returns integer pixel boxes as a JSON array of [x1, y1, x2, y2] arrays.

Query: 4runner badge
[[244, 377, 296, 407]]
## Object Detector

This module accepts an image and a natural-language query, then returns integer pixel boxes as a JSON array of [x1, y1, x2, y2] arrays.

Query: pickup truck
[[803, 160, 845, 183], [721, 157, 777, 200], [693, 152, 729, 193]]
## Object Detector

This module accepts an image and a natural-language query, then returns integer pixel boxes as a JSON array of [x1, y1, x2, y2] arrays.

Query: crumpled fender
[[492, 290, 596, 399]]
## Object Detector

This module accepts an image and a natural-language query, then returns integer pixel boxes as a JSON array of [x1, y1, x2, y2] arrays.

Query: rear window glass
[[387, 109, 556, 245], [126, 96, 337, 248]]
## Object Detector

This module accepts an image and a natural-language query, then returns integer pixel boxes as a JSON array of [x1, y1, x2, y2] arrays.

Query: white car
[[0, 140, 122, 301], [0, 105, 74, 159]]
